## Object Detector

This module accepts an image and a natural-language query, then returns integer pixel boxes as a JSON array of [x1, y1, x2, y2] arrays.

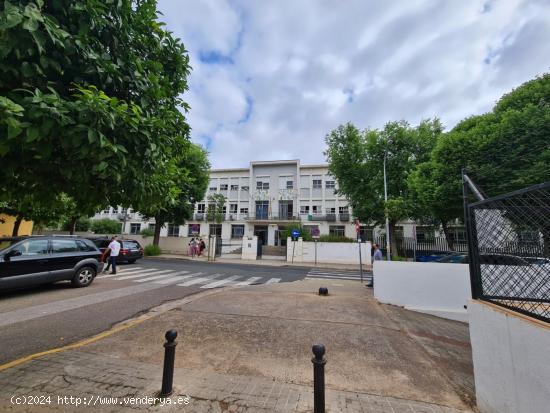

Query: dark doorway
[[275, 225, 287, 246], [254, 225, 268, 246], [209, 224, 222, 236]]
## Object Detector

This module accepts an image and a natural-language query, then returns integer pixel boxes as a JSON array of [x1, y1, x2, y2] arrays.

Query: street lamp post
[[383, 150, 391, 261]]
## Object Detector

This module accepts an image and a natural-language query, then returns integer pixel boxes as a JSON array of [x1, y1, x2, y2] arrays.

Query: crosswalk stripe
[[308, 271, 364, 276], [134, 273, 184, 283], [177, 273, 222, 287], [99, 268, 159, 279], [265, 278, 281, 284], [152, 272, 196, 285], [115, 269, 173, 281], [235, 277, 263, 286], [201, 275, 242, 289]]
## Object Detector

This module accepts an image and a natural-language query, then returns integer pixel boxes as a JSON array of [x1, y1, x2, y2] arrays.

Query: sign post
[[356, 220, 363, 283], [291, 229, 300, 264]]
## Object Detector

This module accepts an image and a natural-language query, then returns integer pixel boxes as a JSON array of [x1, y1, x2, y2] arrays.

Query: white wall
[[287, 238, 371, 265], [469, 300, 550, 413], [241, 236, 258, 260], [373, 261, 471, 322]]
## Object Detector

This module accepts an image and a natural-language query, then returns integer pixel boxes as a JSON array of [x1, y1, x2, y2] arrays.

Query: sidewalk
[[0, 280, 474, 412], [152, 253, 372, 271]]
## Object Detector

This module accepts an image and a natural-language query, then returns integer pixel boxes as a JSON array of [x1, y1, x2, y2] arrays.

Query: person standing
[[189, 238, 197, 258], [199, 238, 206, 256], [103, 236, 121, 274]]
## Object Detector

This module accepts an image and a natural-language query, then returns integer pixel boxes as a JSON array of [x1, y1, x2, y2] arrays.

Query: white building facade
[[93, 159, 360, 246]]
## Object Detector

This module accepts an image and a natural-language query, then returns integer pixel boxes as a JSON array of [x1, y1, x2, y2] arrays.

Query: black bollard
[[311, 344, 326, 413], [160, 329, 178, 397], [318, 287, 329, 296]]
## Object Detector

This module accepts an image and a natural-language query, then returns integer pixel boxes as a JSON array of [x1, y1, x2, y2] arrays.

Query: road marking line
[[235, 277, 262, 286], [115, 269, 173, 280], [99, 268, 160, 279], [308, 271, 365, 276], [307, 274, 369, 280], [0, 315, 152, 372], [201, 275, 242, 289], [265, 278, 281, 284], [133, 273, 183, 283], [177, 273, 222, 287], [151, 272, 195, 284]]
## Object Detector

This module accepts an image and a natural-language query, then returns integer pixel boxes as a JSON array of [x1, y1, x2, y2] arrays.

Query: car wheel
[[127, 259, 137, 264], [72, 266, 96, 288]]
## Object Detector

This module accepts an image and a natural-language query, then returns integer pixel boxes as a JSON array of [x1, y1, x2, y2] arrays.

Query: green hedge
[[144, 244, 161, 256], [317, 234, 356, 243], [91, 218, 121, 234], [140, 228, 155, 238]]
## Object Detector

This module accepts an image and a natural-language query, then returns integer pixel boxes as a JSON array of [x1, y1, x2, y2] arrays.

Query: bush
[[317, 234, 356, 243], [280, 224, 313, 241], [140, 228, 154, 238], [144, 244, 161, 256], [390, 255, 407, 261], [62, 217, 91, 232], [91, 218, 121, 234]]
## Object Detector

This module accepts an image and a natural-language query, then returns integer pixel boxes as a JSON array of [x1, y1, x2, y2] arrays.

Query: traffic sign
[[291, 229, 300, 239]]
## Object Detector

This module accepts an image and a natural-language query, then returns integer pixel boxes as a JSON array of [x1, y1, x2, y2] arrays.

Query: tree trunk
[[441, 221, 455, 251], [12, 216, 22, 236], [68, 216, 78, 235], [389, 222, 398, 260], [153, 215, 162, 246]]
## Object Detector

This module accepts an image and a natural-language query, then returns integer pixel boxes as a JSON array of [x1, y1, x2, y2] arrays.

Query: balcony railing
[[193, 213, 206, 221], [245, 214, 300, 221], [339, 213, 350, 222]]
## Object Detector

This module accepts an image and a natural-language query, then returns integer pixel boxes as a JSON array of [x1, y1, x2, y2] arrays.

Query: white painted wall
[[287, 238, 371, 265], [373, 261, 471, 322], [469, 300, 550, 413], [241, 236, 258, 260]]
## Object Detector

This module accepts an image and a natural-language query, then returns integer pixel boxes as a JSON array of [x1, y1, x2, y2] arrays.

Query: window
[[230, 204, 238, 214], [222, 206, 227, 214], [122, 241, 140, 250], [286, 180, 293, 189], [231, 225, 245, 239], [167, 224, 180, 237], [326, 207, 336, 214], [240, 207, 249, 214], [256, 181, 269, 190], [130, 223, 141, 234], [304, 225, 320, 237], [188, 224, 200, 236], [312, 205, 322, 214], [148, 223, 156, 231], [329, 226, 345, 237], [102, 207, 110, 214], [241, 186, 249, 191], [209, 186, 217, 191], [231, 184, 239, 191], [339, 206, 349, 214], [197, 204, 206, 213], [12, 239, 49, 256], [312, 180, 322, 189], [77, 240, 95, 252], [300, 205, 310, 214], [416, 227, 434, 242], [52, 239, 79, 253], [220, 184, 228, 191], [325, 181, 335, 189]]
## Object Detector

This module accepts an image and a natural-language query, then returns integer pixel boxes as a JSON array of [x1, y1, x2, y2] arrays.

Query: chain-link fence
[[467, 182, 550, 323]]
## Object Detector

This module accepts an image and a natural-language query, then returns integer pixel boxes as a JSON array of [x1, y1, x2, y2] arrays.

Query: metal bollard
[[312, 344, 326, 413], [160, 329, 178, 397]]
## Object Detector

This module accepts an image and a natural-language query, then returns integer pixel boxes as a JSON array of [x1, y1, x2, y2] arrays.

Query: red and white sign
[[355, 219, 361, 234]]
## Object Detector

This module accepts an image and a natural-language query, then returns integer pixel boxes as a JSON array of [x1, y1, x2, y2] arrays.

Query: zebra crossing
[[96, 266, 283, 289], [306, 268, 373, 282]]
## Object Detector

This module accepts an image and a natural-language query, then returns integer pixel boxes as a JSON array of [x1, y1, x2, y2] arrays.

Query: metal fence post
[[160, 330, 178, 397], [312, 344, 326, 413]]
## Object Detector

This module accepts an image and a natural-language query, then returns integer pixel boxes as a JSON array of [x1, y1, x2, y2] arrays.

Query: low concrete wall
[[469, 300, 550, 413], [373, 261, 471, 322], [287, 238, 371, 265], [241, 236, 258, 260]]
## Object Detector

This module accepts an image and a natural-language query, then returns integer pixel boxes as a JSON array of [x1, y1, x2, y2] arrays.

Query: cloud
[[157, 0, 550, 168]]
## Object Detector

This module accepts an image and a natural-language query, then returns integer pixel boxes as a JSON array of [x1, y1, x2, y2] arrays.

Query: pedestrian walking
[[199, 238, 206, 256], [367, 243, 383, 288], [103, 236, 121, 275]]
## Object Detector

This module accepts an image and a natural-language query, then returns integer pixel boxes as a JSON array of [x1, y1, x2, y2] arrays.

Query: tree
[[139, 142, 210, 246], [207, 193, 227, 225], [0, 0, 193, 220], [325, 119, 441, 255], [408, 72, 550, 250], [90, 218, 121, 235]]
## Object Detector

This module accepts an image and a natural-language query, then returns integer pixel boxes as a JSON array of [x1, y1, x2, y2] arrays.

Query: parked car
[[435, 252, 531, 266], [88, 237, 144, 263], [0, 235, 103, 291]]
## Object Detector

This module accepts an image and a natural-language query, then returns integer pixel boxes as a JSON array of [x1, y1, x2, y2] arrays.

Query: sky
[[156, 0, 550, 169]]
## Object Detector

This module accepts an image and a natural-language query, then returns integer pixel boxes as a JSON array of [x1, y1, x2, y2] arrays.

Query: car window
[[51, 239, 79, 253], [123, 241, 139, 249], [77, 240, 96, 252], [92, 239, 109, 248], [11, 239, 49, 256]]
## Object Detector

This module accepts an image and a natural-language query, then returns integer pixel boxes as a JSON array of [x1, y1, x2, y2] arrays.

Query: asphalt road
[[0, 259, 311, 364]]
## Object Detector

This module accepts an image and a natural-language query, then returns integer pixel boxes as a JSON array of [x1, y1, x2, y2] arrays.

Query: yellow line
[[0, 315, 152, 372]]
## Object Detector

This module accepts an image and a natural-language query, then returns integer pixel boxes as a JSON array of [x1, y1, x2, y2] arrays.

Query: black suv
[[89, 237, 144, 263], [0, 236, 103, 291]]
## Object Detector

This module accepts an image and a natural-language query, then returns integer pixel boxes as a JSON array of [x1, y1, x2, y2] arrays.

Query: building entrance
[[254, 225, 268, 246]]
